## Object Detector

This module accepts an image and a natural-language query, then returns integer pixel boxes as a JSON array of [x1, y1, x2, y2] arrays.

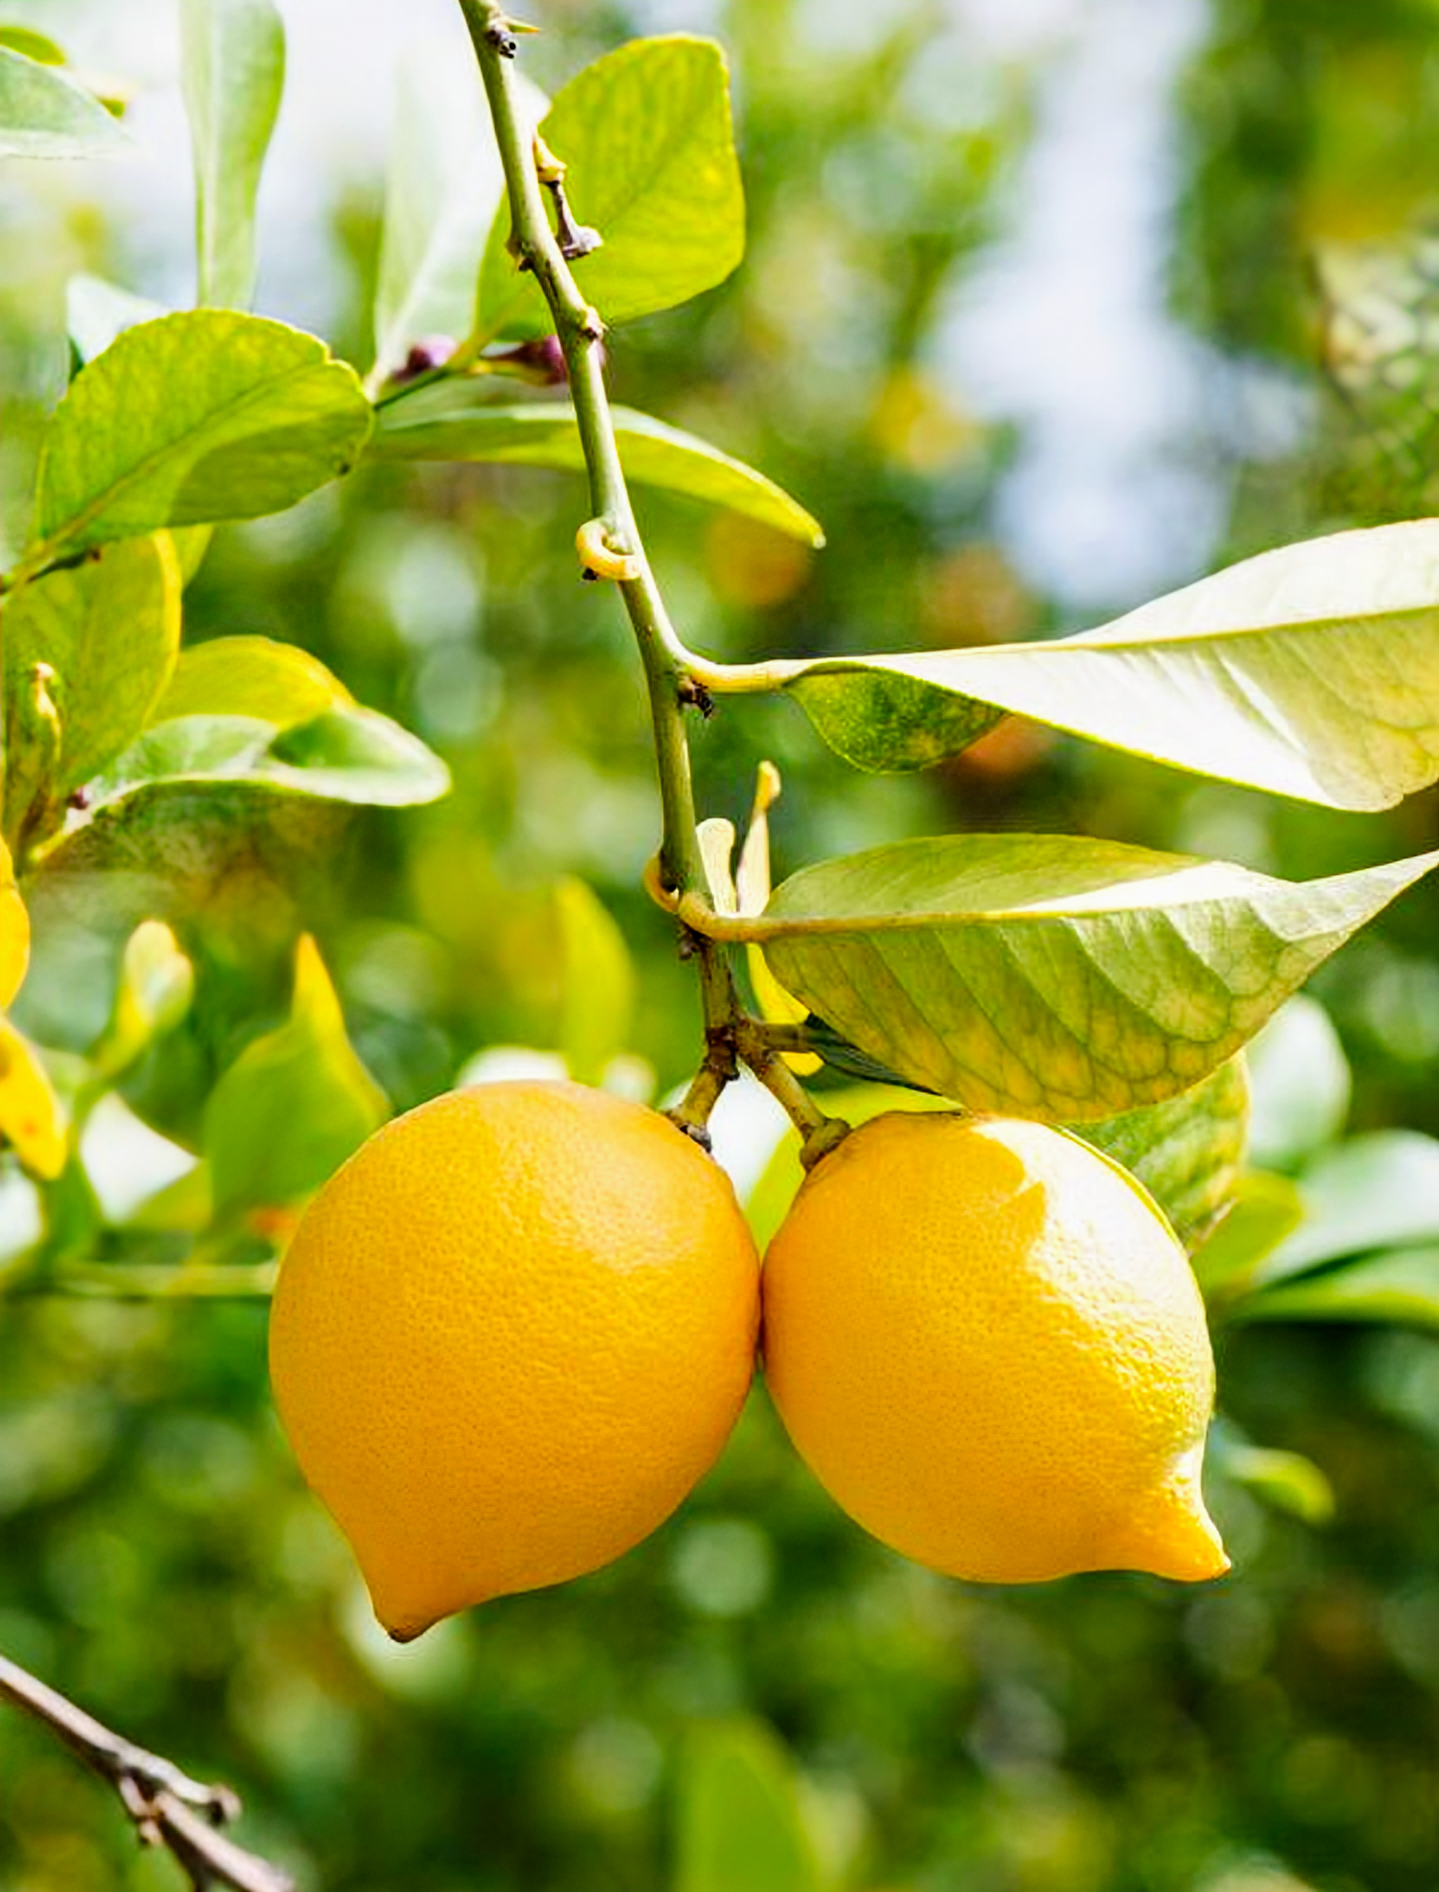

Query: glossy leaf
[[757, 834, 1437, 1120], [3, 534, 182, 807], [32, 311, 372, 560], [1237, 1246, 1439, 1331], [204, 934, 387, 1215], [370, 49, 522, 384], [476, 36, 744, 337], [675, 1720, 825, 1892], [1244, 993, 1352, 1172], [0, 45, 129, 159], [1074, 1056, 1250, 1249], [373, 392, 823, 546], [0, 1018, 68, 1180], [67, 273, 168, 364], [180, 0, 285, 309], [785, 520, 1439, 808], [150, 635, 352, 728], [555, 877, 634, 1087], [1255, 1131, 1439, 1285]]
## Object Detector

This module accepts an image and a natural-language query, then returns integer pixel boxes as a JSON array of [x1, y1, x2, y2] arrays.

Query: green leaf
[[28, 710, 449, 930], [91, 920, 195, 1080], [0, 45, 129, 158], [150, 635, 352, 728], [675, 1720, 825, 1892], [783, 520, 1439, 808], [80, 707, 449, 811], [755, 834, 1437, 1120], [180, 0, 285, 309], [1208, 1424, 1334, 1524], [370, 50, 529, 384], [555, 877, 634, 1086], [204, 934, 387, 1215], [1254, 1131, 1439, 1285], [476, 36, 744, 338], [1237, 1246, 1439, 1331], [30, 311, 373, 562], [1074, 1057, 1250, 1249], [66, 273, 169, 365], [0, 28, 65, 64], [2, 534, 182, 812], [1190, 1172, 1306, 1301], [373, 392, 823, 546], [1244, 994, 1352, 1172]]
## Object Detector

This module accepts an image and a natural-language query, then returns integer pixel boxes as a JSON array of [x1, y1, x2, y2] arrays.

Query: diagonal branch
[[0, 1652, 296, 1892]]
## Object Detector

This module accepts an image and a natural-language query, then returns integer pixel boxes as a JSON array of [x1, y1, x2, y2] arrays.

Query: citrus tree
[[5, 2, 1439, 1887]]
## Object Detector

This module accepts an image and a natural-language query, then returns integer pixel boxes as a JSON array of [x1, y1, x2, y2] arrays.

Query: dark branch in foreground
[[0, 1652, 296, 1892]]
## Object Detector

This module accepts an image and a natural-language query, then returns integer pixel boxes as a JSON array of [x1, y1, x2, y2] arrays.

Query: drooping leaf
[[370, 48, 525, 384], [2, 534, 182, 812], [0, 1018, 68, 1180], [0, 45, 129, 159], [30, 311, 373, 563], [150, 635, 352, 728], [476, 36, 744, 338], [1073, 1056, 1250, 1249], [1253, 1131, 1439, 1286], [180, 0, 285, 309], [204, 934, 387, 1216], [754, 835, 1437, 1120], [0, 838, 29, 1007], [555, 877, 634, 1087], [1236, 1246, 1439, 1331], [66, 273, 169, 364], [675, 1720, 826, 1892], [1244, 993, 1352, 1172], [783, 520, 1439, 809], [373, 393, 823, 546]]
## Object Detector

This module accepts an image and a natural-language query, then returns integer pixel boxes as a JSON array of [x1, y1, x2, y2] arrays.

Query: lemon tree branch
[[0, 1652, 294, 1892]]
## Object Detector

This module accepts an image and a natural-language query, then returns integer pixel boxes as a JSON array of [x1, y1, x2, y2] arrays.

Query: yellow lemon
[[761, 1111, 1228, 1584], [269, 1079, 760, 1639]]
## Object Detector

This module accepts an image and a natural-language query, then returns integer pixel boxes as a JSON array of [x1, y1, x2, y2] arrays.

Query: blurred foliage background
[[6, 0, 1439, 1887]]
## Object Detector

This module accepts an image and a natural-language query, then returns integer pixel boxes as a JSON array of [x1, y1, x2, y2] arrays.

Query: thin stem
[[0, 1653, 294, 1892], [459, 2, 730, 1017]]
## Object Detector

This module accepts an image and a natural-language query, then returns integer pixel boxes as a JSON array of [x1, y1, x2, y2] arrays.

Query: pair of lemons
[[269, 1080, 1227, 1643]]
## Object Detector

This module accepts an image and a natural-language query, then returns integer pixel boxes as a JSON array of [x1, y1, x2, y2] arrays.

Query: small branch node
[[678, 676, 716, 718]]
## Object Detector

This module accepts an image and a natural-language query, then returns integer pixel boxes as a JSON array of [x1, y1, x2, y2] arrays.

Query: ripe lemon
[[269, 1079, 760, 1639], [761, 1111, 1228, 1584]]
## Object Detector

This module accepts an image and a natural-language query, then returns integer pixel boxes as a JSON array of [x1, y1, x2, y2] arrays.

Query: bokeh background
[[5, 0, 1439, 1887]]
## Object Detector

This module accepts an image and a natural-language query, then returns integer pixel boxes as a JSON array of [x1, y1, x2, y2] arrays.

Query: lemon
[[760, 1111, 1228, 1584], [269, 1079, 760, 1639]]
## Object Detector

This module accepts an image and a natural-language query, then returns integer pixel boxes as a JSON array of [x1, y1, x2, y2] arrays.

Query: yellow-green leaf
[[151, 635, 352, 729]]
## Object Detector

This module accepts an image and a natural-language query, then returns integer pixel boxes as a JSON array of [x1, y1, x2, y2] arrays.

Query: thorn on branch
[[678, 676, 716, 719], [486, 21, 518, 57]]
